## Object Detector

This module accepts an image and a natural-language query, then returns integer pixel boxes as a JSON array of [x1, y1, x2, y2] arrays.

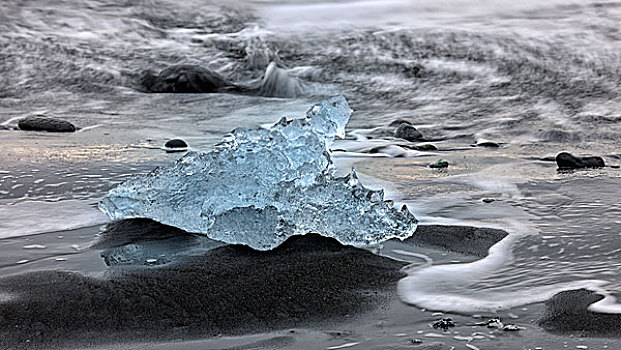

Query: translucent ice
[[99, 96, 417, 250]]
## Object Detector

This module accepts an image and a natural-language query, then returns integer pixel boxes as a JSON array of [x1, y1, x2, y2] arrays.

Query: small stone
[[395, 123, 423, 142], [556, 152, 605, 170], [476, 317, 504, 329], [165, 139, 188, 148], [431, 318, 455, 331], [487, 318, 504, 329], [18, 116, 76, 132], [429, 159, 449, 169]]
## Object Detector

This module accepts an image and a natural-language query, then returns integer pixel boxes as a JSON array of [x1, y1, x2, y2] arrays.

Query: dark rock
[[539, 289, 621, 336], [17, 116, 76, 132], [140, 64, 232, 93], [475, 140, 500, 148], [429, 159, 449, 169], [556, 152, 605, 170], [0, 230, 406, 349], [431, 318, 455, 331], [388, 118, 413, 127], [401, 225, 508, 258], [482, 317, 503, 329], [482, 198, 496, 203], [394, 124, 423, 142], [164, 139, 188, 148]]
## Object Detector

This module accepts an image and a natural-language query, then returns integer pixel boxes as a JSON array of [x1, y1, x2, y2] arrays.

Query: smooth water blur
[[1, 0, 621, 314]]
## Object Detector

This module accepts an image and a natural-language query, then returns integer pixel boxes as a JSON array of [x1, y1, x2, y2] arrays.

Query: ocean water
[[1, 0, 621, 317]]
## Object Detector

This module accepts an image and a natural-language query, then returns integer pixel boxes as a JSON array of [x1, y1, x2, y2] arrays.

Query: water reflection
[[93, 219, 225, 267]]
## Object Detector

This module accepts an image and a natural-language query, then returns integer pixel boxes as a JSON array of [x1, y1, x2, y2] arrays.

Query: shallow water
[[2, 0, 621, 323]]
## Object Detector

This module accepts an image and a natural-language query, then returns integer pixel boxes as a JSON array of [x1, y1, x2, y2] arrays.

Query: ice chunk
[[99, 96, 417, 250]]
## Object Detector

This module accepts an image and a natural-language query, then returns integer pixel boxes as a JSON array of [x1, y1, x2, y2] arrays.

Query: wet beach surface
[[2, 0, 621, 349], [0, 221, 617, 350]]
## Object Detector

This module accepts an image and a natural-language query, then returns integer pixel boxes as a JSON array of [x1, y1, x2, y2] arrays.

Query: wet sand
[[0, 223, 406, 349], [1, 221, 618, 349]]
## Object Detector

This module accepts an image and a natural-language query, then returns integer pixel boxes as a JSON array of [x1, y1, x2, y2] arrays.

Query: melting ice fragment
[[99, 96, 417, 250]]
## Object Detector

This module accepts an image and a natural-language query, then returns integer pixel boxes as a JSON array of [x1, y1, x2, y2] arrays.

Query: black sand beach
[[3, 0, 621, 349], [0, 222, 504, 349], [1, 222, 618, 349]]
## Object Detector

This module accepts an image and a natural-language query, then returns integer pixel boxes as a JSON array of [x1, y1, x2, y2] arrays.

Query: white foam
[[76, 124, 102, 132], [392, 162, 621, 314], [327, 342, 360, 350], [0, 116, 22, 126], [397, 219, 613, 313], [587, 290, 621, 314]]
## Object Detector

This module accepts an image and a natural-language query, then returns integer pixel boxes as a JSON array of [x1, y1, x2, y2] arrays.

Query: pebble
[[394, 123, 423, 142], [17, 116, 76, 132], [165, 139, 188, 148], [429, 159, 449, 169]]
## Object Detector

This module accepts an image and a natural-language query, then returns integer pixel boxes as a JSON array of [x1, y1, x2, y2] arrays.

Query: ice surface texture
[[99, 96, 417, 250]]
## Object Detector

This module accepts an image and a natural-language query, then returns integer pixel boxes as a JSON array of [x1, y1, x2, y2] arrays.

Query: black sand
[[0, 230, 406, 349], [539, 289, 621, 337], [402, 224, 508, 258]]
